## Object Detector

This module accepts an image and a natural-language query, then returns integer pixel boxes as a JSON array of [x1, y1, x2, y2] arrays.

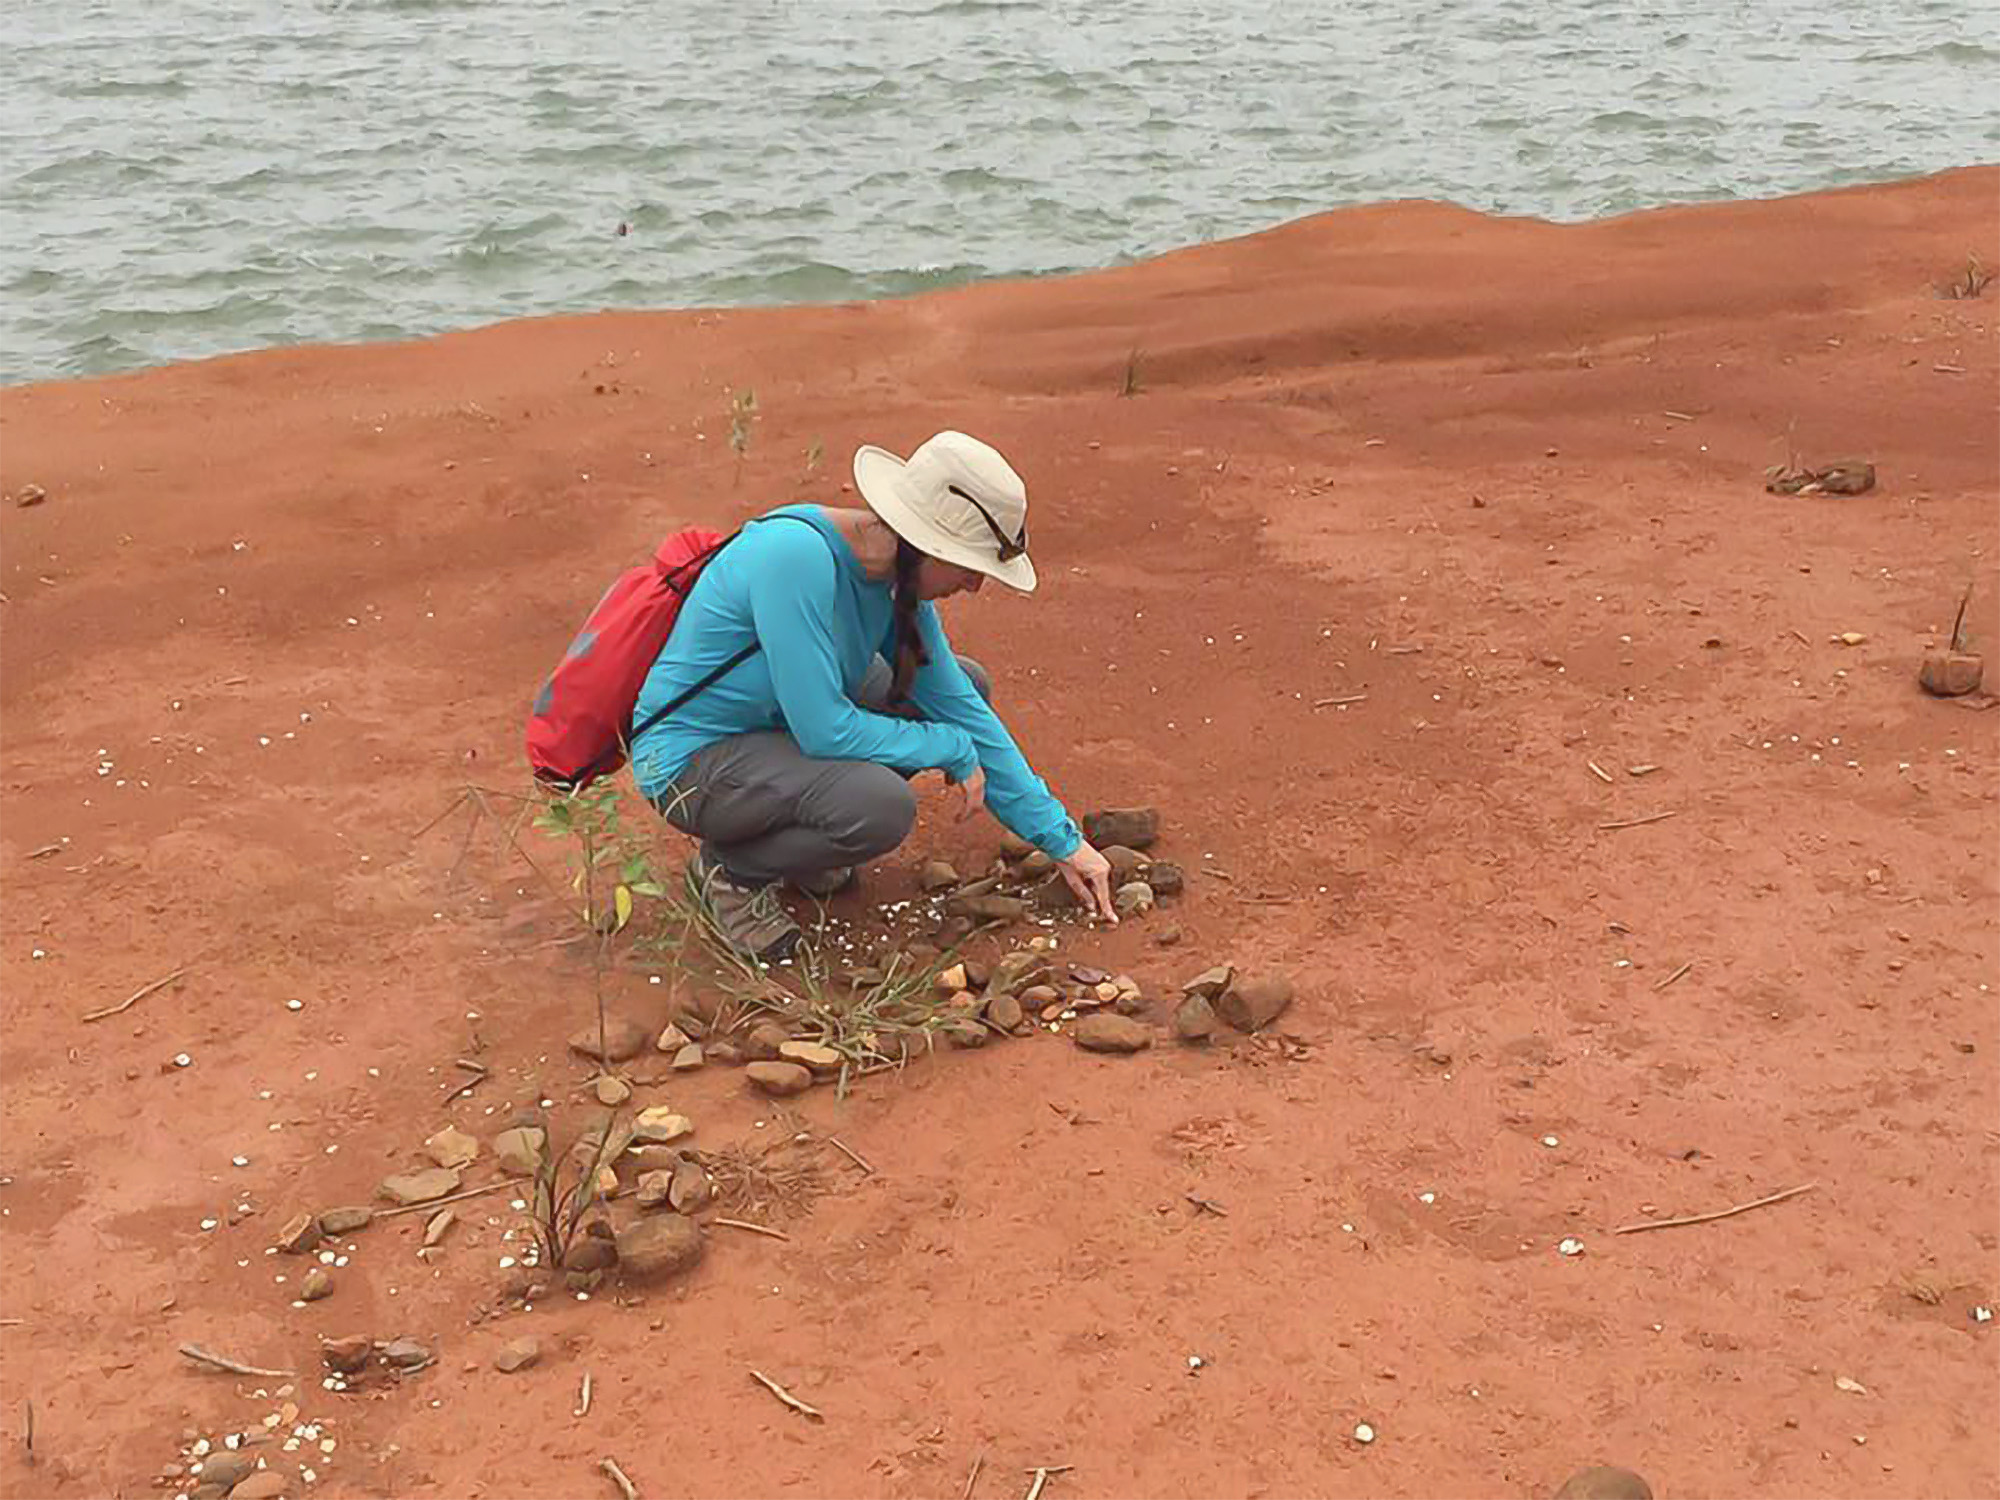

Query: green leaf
[[630, 881, 667, 899], [614, 885, 634, 931]]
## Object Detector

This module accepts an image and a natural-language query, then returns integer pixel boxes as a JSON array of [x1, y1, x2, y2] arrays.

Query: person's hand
[[953, 766, 987, 821], [1059, 840, 1119, 924]]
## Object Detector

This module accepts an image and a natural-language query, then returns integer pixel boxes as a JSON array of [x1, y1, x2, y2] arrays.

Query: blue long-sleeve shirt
[[629, 506, 1082, 859]]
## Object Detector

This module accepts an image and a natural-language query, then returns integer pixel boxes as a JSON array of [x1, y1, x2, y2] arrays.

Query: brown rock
[[988, 951, 1049, 998], [631, 1107, 694, 1145], [1102, 845, 1147, 885], [1920, 651, 1984, 697], [317, 1206, 373, 1236], [377, 1167, 462, 1207], [998, 831, 1035, 860], [746, 1061, 813, 1096], [668, 1155, 712, 1213], [564, 1225, 619, 1272], [1216, 974, 1294, 1032], [946, 893, 1031, 923], [655, 1021, 693, 1054], [919, 859, 961, 892], [1074, 1013, 1153, 1054], [984, 992, 1025, 1032], [231, 1471, 289, 1500], [616, 1214, 705, 1281], [300, 1267, 334, 1302], [1034, 877, 1082, 912], [1552, 1466, 1654, 1500], [378, 1338, 432, 1369], [197, 1451, 257, 1490], [635, 1170, 674, 1209], [1017, 850, 1055, 878], [743, 1021, 793, 1061], [706, 1040, 745, 1066], [672, 1042, 706, 1072], [492, 1126, 547, 1177], [423, 1125, 478, 1169], [568, 1016, 649, 1063], [1183, 965, 1234, 999], [1020, 984, 1061, 1011], [594, 1075, 632, 1106], [944, 1018, 989, 1048], [321, 1334, 372, 1373], [1173, 993, 1219, 1042], [277, 1213, 322, 1255], [1115, 880, 1156, 917], [1083, 807, 1160, 850], [493, 1336, 542, 1373], [1142, 860, 1185, 896], [1155, 924, 1183, 947], [779, 1040, 844, 1076]]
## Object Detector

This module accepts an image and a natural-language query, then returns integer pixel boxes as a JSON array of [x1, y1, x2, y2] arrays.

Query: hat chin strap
[[945, 482, 1026, 561]]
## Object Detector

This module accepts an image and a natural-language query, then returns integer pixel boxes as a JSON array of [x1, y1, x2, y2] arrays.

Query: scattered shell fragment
[[1558, 1237, 1585, 1256]]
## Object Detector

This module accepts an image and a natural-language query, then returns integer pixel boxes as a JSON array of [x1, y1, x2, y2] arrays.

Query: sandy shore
[[2, 166, 1996, 1500]]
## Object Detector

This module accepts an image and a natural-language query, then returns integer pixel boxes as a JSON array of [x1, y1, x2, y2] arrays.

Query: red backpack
[[526, 527, 741, 790]]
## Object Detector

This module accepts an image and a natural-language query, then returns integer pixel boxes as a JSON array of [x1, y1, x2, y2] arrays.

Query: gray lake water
[[3, 0, 1996, 385]]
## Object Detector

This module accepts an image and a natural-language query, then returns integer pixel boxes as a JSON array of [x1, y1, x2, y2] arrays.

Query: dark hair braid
[[888, 538, 931, 710]]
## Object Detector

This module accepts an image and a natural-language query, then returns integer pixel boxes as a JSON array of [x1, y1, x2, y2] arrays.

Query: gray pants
[[654, 655, 992, 886]]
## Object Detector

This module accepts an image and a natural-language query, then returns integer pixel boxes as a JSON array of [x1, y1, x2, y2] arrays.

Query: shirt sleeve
[[907, 602, 1083, 860], [745, 524, 979, 778]]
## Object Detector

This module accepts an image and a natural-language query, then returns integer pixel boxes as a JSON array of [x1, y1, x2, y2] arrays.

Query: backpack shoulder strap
[[625, 512, 827, 750]]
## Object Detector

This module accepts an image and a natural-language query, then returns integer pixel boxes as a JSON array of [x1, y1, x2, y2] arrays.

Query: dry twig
[[1654, 960, 1694, 991], [750, 1368, 823, 1420], [82, 967, 186, 1023], [1024, 1465, 1073, 1500], [374, 1178, 524, 1220], [1312, 694, 1368, 709], [599, 1456, 639, 1500], [1587, 761, 1614, 784], [576, 1372, 594, 1419], [714, 1218, 790, 1242], [443, 1059, 488, 1105], [1613, 1183, 1815, 1235], [1599, 810, 1678, 831], [179, 1343, 293, 1378], [963, 1453, 984, 1500], [827, 1136, 874, 1175]]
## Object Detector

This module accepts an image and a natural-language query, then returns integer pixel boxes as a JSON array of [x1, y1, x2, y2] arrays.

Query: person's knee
[[832, 764, 917, 858], [956, 655, 993, 704]]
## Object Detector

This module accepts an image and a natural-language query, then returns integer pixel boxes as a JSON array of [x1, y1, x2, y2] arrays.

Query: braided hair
[[887, 537, 932, 711]]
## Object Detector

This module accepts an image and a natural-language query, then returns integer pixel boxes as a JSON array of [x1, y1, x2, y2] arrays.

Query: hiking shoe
[[789, 865, 856, 899], [687, 853, 801, 963]]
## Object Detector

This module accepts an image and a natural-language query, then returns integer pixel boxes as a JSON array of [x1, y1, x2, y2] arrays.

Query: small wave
[[63, 76, 190, 99], [1857, 38, 2000, 64], [898, 0, 1034, 14]]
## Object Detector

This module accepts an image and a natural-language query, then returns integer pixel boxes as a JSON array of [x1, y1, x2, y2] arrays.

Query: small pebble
[[1354, 1423, 1376, 1444]]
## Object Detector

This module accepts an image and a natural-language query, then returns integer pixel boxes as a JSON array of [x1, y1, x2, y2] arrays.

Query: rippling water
[[2, 0, 1995, 384]]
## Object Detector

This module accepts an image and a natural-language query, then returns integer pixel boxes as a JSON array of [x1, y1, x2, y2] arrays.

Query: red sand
[[3, 166, 1997, 1500]]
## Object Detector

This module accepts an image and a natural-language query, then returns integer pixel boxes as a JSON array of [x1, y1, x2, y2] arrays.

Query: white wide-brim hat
[[852, 430, 1038, 592]]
